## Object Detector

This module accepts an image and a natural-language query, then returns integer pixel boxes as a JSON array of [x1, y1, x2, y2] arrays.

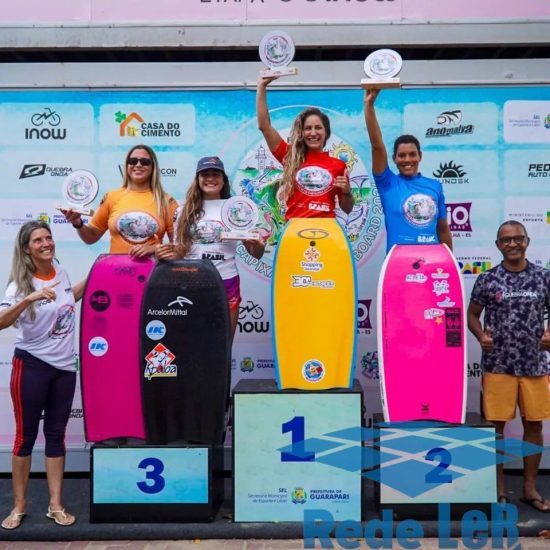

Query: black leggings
[[10, 349, 76, 458]]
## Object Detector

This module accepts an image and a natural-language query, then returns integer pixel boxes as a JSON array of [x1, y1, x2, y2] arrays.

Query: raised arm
[[256, 77, 284, 153], [363, 89, 388, 175]]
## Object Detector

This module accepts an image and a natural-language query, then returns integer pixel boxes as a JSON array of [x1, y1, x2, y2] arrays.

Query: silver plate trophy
[[361, 49, 402, 89], [220, 196, 260, 241], [57, 169, 99, 216], [259, 30, 298, 78]]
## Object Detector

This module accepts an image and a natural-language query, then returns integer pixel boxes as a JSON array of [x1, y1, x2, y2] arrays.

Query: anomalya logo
[[425, 109, 474, 138]]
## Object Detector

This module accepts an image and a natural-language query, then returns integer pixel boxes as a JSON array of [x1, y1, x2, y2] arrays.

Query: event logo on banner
[[234, 132, 384, 279], [503, 101, 550, 143], [99, 104, 196, 145], [0, 103, 94, 146], [404, 103, 497, 145], [446, 202, 473, 236]]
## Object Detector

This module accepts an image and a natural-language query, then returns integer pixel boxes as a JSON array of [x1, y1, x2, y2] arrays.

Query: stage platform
[[0, 473, 549, 542]]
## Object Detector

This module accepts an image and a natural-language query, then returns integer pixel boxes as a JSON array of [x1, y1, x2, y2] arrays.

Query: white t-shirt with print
[[174, 200, 238, 280], [0, 267, 77, 371]]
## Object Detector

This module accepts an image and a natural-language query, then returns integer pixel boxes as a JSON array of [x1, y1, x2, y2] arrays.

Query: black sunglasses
[[127, 157, 152, 166]]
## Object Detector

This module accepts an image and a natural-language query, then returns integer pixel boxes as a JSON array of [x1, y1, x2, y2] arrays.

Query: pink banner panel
[[1, 0, 90, 22], [91, 0, 246, 22], [402, 0, 550, 20], [246, 0, 401, 22]]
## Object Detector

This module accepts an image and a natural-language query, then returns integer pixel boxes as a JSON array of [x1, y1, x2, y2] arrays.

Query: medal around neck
[[220, 196, 260, 241], [57, 169, 98, 216], [259, 30, 298, 78], [361, 49, 402, 89]]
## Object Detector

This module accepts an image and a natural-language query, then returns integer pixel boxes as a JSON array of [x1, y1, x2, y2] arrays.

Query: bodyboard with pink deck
[[377, 244, 466, 423], [80, 254, 154, 442]]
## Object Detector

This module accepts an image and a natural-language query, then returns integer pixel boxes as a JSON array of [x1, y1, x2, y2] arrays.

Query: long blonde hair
[[175, 171, 231, 256], [278, 108, 332, 206], [9, 220, 53, 321], [122, 144, 170, 224]]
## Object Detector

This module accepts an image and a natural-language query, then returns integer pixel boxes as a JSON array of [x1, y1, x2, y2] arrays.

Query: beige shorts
[[482, 373, 550, 422]]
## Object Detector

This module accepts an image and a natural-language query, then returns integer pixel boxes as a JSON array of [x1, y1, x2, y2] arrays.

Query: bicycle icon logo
[[31, 107, 61, 127], [238, 300, 264, 320]]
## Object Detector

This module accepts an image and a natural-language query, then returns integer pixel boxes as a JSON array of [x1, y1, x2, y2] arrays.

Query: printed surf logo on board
[[405, 273, 427, 283], [145, 320, 166, 341], [25, 107, 67, 141], [291, 275, 335, 289], [357, 299, 372, 334], [88, 336, 108, 357], [303, 359, 325, 383], [144, 343, 177, 380], [433, 161, 469, 185], [301, 245, 324, 272], [115, 110, 181, 138], [89, 290, 111, 312], [446, 202, 473, 234], [425, 109, 474, 138], [148, 295, 193, 316], [238, 300, 269, 334]]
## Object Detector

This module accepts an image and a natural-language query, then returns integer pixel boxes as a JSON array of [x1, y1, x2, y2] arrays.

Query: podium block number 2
[[137, 457, 166, 494]]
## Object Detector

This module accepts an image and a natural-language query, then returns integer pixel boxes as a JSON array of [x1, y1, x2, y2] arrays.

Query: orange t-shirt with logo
[[89, 187, 178, 253]]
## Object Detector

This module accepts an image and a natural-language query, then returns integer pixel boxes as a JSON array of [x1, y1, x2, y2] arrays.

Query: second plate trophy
[[259, 30, 298, 78], [361, 49, 402, 89]]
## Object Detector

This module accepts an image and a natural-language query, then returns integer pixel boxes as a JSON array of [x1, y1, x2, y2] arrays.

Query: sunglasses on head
[[127, 157, 152, 166]]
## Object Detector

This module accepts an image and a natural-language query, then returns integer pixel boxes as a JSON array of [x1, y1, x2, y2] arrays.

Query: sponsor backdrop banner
[[2, 0, 550, 23], [0, 87, 549, 464]]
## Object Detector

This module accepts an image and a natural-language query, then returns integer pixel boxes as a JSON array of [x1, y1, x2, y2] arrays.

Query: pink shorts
[[223, 275, 241, 312]]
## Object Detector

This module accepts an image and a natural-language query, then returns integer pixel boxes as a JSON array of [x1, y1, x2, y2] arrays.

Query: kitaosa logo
[[88, 336, 108, 357], [146, 320, 166, 341]]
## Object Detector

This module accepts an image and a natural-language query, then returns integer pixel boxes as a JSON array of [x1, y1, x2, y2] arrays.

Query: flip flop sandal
[[520, 497, 550, 513], [1, 510, 26, 530], [46, 507, 76, 526]]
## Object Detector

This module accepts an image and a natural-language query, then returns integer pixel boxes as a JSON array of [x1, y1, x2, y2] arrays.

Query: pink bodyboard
[[377, 244, 467, 423], [80, 254, 154, 441]]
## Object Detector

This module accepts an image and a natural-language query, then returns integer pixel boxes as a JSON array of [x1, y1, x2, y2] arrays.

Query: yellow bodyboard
[[272, 218, 357, 390]]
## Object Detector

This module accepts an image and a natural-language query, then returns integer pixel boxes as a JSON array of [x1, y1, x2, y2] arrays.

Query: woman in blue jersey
[[364, 88, 453, 252], [0, 221, 84, 529]]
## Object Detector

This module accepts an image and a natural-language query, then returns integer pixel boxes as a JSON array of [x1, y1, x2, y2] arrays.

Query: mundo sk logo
[[234, 124, 384, 279]]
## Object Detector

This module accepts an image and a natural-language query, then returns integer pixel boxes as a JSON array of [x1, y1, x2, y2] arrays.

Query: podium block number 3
[[137, 457, 166, 494]]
